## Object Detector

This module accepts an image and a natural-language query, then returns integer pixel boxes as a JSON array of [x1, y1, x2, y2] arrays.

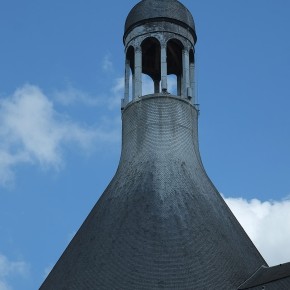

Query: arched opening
[[125, 46, 135, 101], [141, 37, 161, 94], [167, 39, 184, 96]]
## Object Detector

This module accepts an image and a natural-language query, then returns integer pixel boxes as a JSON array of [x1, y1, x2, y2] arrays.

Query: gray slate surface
[[124, 0, 197, 41], [40, 96, 266, 289]]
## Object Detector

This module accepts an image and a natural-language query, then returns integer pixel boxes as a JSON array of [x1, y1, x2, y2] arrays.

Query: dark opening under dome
[[124, 0, 197, 42]]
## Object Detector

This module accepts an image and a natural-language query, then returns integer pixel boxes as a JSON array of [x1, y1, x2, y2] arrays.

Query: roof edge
[[238, 263, 290, 289], [123, 17, 197, 44]]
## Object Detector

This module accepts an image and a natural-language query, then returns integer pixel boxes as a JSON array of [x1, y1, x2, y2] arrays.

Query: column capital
[[182, 48, 189, 54], [135, 46, 142, 53]]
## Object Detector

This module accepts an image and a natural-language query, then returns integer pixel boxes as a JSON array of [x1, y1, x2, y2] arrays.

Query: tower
[[122, 0, 197, 105], [40, 1, 290, 289]]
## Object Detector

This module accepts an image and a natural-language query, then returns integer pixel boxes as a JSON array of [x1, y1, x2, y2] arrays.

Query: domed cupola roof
[[124, 0, 197, 42]]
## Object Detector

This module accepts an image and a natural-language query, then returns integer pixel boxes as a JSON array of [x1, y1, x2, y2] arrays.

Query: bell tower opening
[[167, 39, 183, 96], [122, 0, 198, 109], [189, 48, 195, 103], [141, 37, 161, 95], [124, 45, 134, 103]]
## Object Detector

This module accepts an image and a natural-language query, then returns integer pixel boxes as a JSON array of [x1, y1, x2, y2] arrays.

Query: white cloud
[[53, 72, 178, 112], [0, 281, 11, 290], [225, 196, 290, 266], [0, 253, 29, 290], [142, 74, 154, 95], [0, 84, 119, 186], [54, 79, 123, 110], [54, 85, 100, 107], [167, 75, 178, 94], [102, 54, 113, 72], [108, 77, 125, 109]]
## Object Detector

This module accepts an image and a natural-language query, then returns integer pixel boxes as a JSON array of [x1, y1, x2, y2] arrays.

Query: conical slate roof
[[40, 96, 266, 289]]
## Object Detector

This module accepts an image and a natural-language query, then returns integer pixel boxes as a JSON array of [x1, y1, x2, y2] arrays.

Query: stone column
[[161, 45, 167, 92], [134, 47, 142, 99], [124, 59, 130, 104], [190, 62, 195, 103], [132, 71, 135, 100], [182, 49, 190, 97], [154, 80, 160, 94], [177, 75, 182, 96]]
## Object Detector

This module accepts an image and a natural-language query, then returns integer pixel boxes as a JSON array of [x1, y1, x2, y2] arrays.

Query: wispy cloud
[[53, 85, 101, 107], [53, 78, 123, 110], [102, 53, 113, 72], [142, 75, 154, 95], [53, 72, 178, 112], [0, 253, 29, 290], [225, 196, 290, 266], [167, 75, 178, 95], [108, 77, 124, 109], [0, 84, 119, 186]]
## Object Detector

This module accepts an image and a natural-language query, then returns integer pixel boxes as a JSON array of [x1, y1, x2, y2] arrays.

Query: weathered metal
[[124, 0, 197, 42]]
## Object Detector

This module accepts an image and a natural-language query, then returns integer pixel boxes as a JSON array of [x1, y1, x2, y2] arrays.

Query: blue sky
[[0, 1, 290, 289]]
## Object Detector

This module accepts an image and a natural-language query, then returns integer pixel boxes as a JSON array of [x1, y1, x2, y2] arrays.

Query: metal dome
[[124, 0, 197, 41]]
